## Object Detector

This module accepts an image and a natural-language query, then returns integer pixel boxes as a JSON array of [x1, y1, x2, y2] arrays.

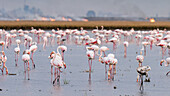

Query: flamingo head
[[50, 51, 55, 57], [160, 60, 164, 66]]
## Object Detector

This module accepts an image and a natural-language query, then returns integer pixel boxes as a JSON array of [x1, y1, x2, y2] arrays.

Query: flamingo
[[14, 40, 20, 66], [24, 35, 32, 48], [107, 56, 118, 80], [0, 51, 8, 75], [43, 36, 47, 49], [91, 45, 100, 58], [160, 57, 170, 75], [167, 43, 170, 55], [142, 41, 150, 56], [136, 65, 151, 90], [85, 37, 101, 45], [92, 26, 99, 33], [49, 51, 66, 84], [58, 45, 67, 61], [48, 52, 55, 74], [157, 40, 167, 58], [136, 55, 144, 82], [99, 46, 109, 57], [22, 49, 31, 80], [29, 42, 38, 68], [99, 46, 109, 79], [109, 37, 118, 51], [86, 47, 94, 72], [123, 41, 129, 58]]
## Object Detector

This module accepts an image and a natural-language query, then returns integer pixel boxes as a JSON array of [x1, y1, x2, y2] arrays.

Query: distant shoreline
[[0, 21, 170, 30]]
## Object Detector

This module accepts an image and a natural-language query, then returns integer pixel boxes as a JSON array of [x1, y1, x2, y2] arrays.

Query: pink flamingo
[[109, 37, 118, 51], [86, 46, 94, 81], [58, 45, 67, 61], [86, 47, 94, 72], [157, 40, 167, 58], [0, 51, 8, 75], [160, 57, 170, 76], [107, 56, 118, 80], [136, 55, 144, 82], [49, 51, 66, 84], [99, 46, 110, 79], [123, 41, 129, 58]]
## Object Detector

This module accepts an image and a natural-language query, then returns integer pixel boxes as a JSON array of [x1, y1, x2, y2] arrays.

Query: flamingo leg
[[54, 67, 57, 75], [144, 46, 146, 56], [124, 46, 127, 58], [17, 54, 19, 66], [15, 53, 17, 66], [3, 62, 8, 75], [27, 61, 30, 80], [88, 59, 91, 72], [53, 68, 60, 84], [24, 62, 26, 73], [51, 65, 53, 74], [108, 65, 112, 80], [31, 52, 35, 68], [24, 62, 26, 80], [113, 65, 116, 80], [105, 64, 107, 80], [103, 52, 106, 57], [89, 70, 91, 81], [53, 68, 57, 84], [91, 59, 92, 71], [139, 75, 144, 91], [58, 68, 61, 83]]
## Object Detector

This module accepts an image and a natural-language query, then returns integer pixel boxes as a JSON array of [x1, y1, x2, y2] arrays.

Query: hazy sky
[[0, 0, 170, 17]]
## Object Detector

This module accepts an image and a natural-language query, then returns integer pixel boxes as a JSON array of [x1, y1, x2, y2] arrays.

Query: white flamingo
[[29, 42, 38, 68], [14, 40, 20, 66], [22, 49, 31, 80]]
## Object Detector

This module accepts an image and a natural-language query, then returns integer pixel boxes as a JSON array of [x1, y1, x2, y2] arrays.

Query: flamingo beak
[[85, 43, 88, 45], [28, 52, 31, 54], [87, 54, 90, 57], [64, 63, 66, 69], [160, 60, 164, 66]]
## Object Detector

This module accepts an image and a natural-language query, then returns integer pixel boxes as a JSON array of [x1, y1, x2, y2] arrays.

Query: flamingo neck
[[164, 60, 168, 66], [17, 43, 20, 48], [99, 50, 103, 60], [57, 47, 61, 56]]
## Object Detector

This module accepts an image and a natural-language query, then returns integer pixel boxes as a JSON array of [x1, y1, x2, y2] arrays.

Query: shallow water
[[0, 32, 170, 96]]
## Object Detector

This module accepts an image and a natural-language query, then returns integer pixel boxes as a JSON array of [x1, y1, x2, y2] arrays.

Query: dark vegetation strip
[[0, 21, 170, 30]]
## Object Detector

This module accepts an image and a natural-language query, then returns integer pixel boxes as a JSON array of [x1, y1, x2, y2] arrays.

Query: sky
[[0, 0, 170, 17]]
